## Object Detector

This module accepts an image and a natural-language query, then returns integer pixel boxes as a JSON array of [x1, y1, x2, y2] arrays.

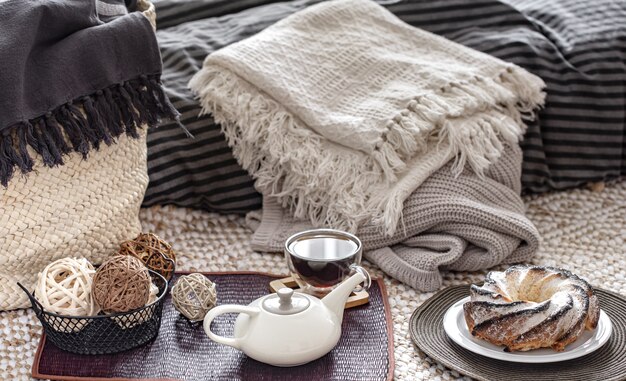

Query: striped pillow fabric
[[388, 0, 626, 192], [143, 2, 304, 212], [144, 0, 626, 212], [151, 0, 284, 28]]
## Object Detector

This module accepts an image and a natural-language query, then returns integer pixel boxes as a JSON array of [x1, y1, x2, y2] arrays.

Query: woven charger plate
[[410, 285, 626, 381]]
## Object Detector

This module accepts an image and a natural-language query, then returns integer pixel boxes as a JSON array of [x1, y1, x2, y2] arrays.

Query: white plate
[[443, 296, 612, 363]]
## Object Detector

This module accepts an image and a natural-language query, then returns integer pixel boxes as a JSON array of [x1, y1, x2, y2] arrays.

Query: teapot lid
[[262, 288, 310, 315]]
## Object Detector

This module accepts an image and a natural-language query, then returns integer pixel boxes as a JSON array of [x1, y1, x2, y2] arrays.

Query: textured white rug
[[1, 180, 625, 380]]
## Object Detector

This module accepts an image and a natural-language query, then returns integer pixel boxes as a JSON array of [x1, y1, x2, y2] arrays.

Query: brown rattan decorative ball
[[118, 233, 176, 280], [171, 273, 217, 321], [93, 255, 152, 313]]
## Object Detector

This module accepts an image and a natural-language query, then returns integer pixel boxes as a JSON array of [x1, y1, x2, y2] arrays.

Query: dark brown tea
[[287, 235, 359, 288], [291, 255, 354, 287]]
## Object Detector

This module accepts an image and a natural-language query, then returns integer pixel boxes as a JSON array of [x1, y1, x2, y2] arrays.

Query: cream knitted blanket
[[247, 144, 540, 291], [190, 0, 545, 235]]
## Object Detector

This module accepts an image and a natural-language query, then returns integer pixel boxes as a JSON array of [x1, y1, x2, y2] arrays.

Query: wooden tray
[[32, 271, 393, 381]]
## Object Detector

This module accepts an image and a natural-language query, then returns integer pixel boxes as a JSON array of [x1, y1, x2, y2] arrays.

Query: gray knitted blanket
[[247, 144, 540, 291]]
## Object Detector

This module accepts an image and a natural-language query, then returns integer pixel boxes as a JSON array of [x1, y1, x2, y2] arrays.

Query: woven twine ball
[[118, 233, 177, 280], [171, 273, 217, 321], [92, 255, 152, 313], [112, 282, 160, 329], [35, 257, 100, 332]]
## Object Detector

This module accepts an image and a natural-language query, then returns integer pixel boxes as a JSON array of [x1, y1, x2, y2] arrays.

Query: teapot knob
[[277, 288, 294, 306], [263, 287, 310, 315]]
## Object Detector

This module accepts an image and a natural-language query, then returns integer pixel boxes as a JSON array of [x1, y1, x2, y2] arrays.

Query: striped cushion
[[391, 0, 626, 192], [142, 2, 299, 212], [150, 0, 283, 29], [144, 0, 626, 211]]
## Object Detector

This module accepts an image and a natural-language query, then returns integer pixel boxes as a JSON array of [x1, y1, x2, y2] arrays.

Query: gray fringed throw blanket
[[0, 0, 180, 187], [190, 0, 544, 289]]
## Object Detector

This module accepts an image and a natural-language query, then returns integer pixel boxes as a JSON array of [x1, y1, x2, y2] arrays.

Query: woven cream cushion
[[0, 129, 148, 311]]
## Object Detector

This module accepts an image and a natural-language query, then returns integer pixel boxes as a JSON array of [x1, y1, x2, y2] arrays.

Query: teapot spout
[[322, 271, 367, 324]]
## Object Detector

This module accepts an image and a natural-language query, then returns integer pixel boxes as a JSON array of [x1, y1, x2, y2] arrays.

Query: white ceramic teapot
[[203, 271, 369, 367]]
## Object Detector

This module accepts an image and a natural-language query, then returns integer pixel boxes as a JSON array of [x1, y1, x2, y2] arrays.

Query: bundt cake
[[463, 265, 600, 352]]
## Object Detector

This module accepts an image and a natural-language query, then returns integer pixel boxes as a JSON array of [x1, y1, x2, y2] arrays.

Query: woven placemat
[[32, 272, 393, 381], [410, 285, 626, 381]]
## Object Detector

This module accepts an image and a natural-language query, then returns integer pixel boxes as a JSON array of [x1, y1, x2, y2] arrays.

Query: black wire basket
[[18, 270, 169, 355]]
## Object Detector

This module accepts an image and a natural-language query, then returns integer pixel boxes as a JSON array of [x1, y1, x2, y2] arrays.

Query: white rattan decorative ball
[[35, 257, 100, 332], [147, 282, 159, 304], [171, 273, 217, 321]]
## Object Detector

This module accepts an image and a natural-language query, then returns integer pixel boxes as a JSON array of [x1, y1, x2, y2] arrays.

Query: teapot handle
[[203, 305, 260, 350]]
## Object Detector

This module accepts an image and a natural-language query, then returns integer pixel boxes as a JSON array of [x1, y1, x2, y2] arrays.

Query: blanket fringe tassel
[[0, 74, 186, 187]]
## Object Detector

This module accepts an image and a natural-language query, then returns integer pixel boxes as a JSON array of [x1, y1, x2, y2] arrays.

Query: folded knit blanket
[[0, 0, 180, 187], [247, 144, 540, 291], [190, 0, 545, 235]]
